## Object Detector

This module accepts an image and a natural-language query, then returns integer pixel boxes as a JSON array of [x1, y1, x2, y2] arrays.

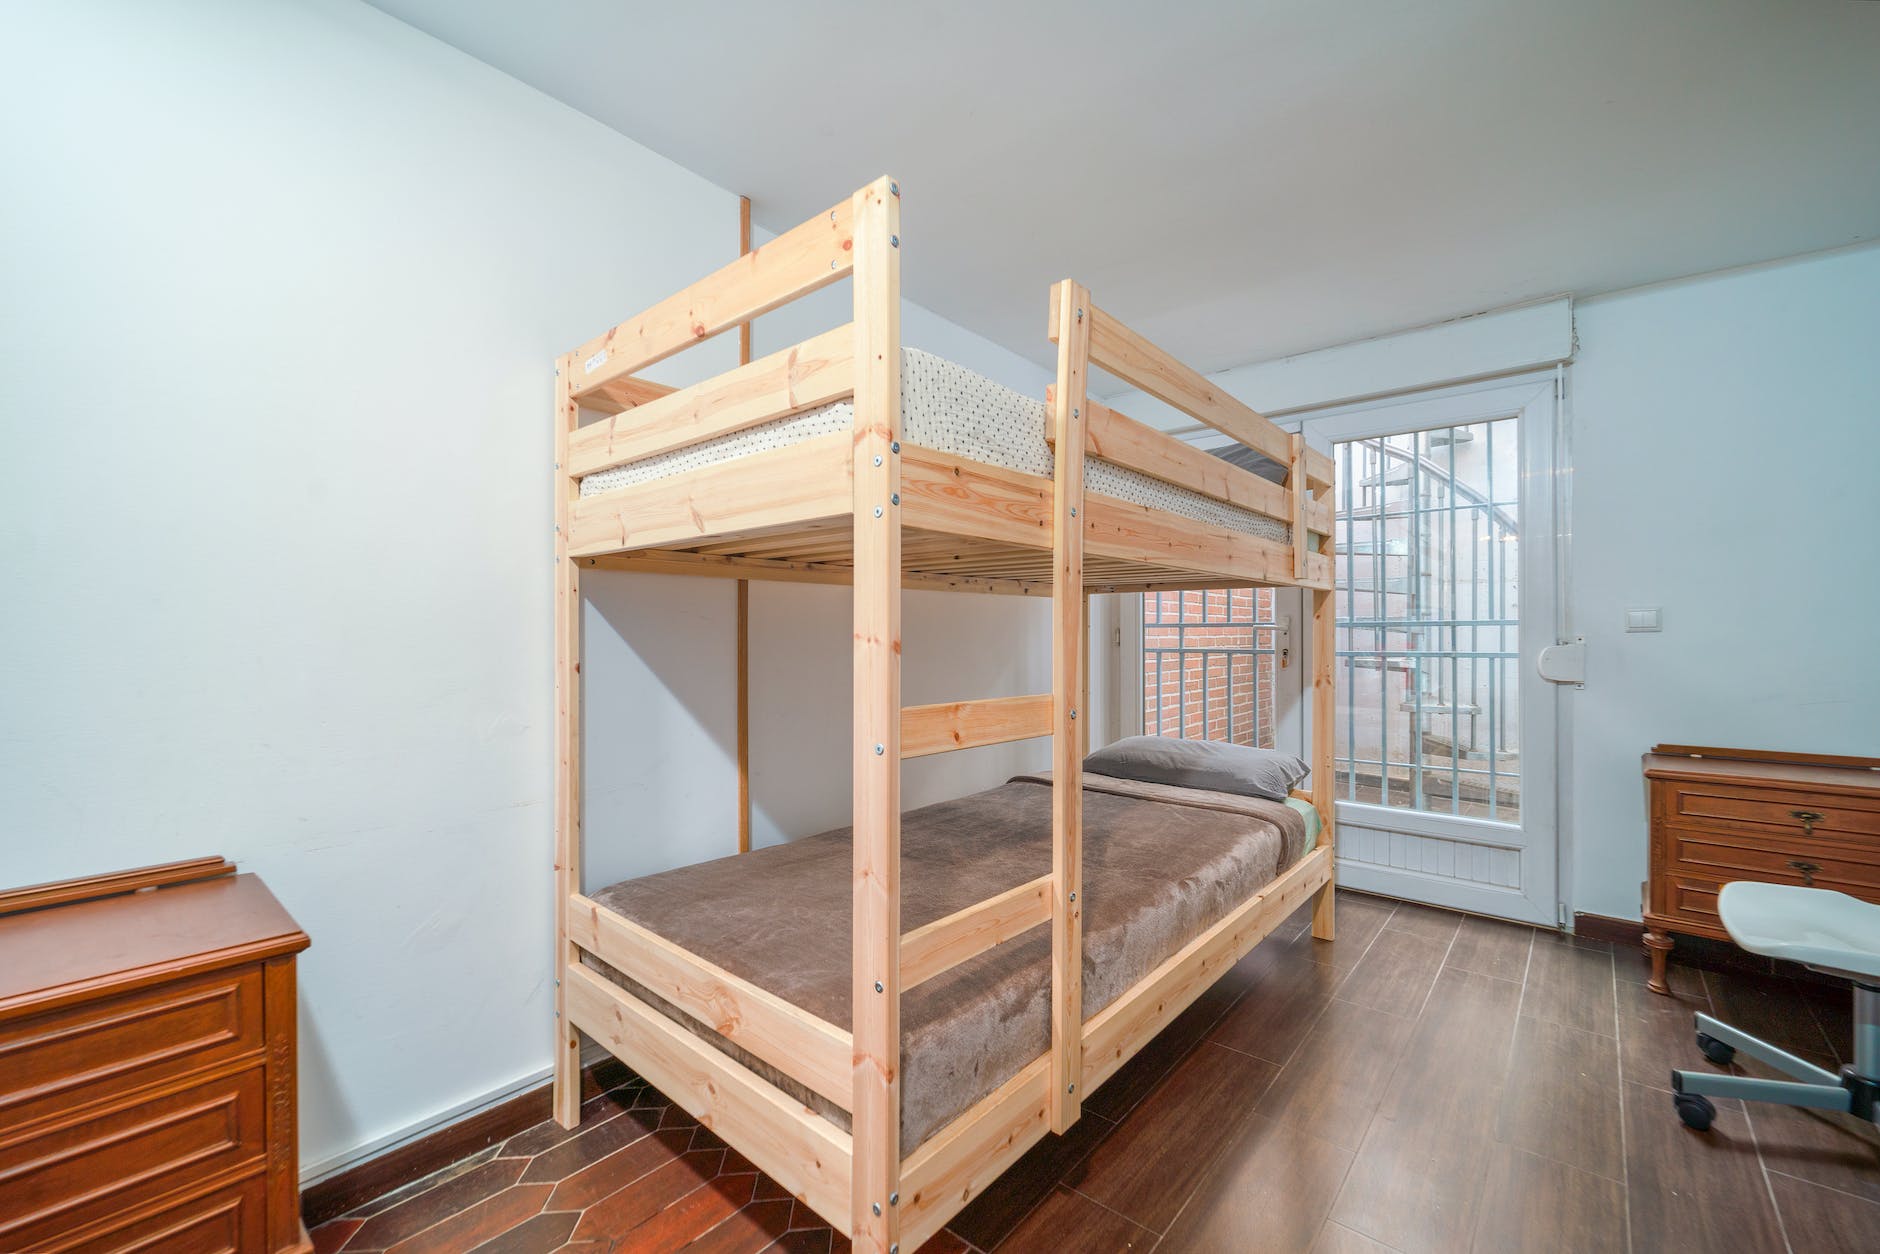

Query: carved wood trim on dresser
[[0, 858, 311, 1252], [1642, 745, 1880, 994]]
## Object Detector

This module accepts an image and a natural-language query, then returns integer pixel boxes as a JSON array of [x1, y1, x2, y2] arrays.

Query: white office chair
[[1671, 881, 1880, 1131]]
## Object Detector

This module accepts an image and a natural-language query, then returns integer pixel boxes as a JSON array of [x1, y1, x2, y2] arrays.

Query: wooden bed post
[[1310, 583, 1337, 940], [737, 194, 753, 856], [552, 355, 584, 1127], [1048, 279, 1090, 1134], [850, 176, 903, 1254]]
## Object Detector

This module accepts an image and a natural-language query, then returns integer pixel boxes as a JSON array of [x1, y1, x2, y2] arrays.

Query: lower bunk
[[561, 772, 1333, 1247]]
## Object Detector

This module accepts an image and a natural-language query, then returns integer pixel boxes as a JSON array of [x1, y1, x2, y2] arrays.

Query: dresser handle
[[1787, 859, 1820, 886], [1789, 809, 1824, 835]]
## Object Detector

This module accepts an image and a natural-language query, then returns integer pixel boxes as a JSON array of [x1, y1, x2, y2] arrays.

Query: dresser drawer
[[0, 968, 263, 1134], [39, 1176, 267, 1254], [1660, 779, 1880, 842], [1665, 826, 1880, 894], [1662, 876, 1725, 933], [0, 1068, 265, 1250]]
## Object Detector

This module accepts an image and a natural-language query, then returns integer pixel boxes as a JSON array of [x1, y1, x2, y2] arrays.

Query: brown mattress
[[585, 772, 1307, 1154]]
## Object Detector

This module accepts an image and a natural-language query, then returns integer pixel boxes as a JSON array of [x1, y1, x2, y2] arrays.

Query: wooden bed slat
[[566, 893, 853, 1110], [898, 1056, 1051, 1251], [570, 194, 856, 406], [1046, 392, 1291, 525], [1305, 445, 1335, 493], [568, 324, 855, 478], [899, 874, 1052, 990], [900, 694, 1053, 759], [567, 432, 852, 558], [1083, 845, 1333, 1093], [562, 963, 852, 1227]]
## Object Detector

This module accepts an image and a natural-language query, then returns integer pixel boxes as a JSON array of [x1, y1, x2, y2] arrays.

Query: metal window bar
[[1330, 421, 1522, 822], [1141, 589, 1277, 748]]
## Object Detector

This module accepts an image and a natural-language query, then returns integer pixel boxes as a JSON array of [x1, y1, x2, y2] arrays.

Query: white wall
[[0, 0, 1058, 1178], [1565, 244, 1880, 920]]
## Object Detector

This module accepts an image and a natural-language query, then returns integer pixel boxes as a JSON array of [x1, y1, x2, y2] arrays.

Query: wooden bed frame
[[551, 176, 1338, 1253]]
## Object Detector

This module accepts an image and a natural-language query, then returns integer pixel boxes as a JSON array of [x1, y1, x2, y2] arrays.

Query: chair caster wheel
[[1674, 1092, 1716, 1131], [1696, 1031, 1736, 1066]]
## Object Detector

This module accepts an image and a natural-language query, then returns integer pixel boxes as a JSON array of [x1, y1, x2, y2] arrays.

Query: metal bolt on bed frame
[[875, 744, 885, 755], [872, 1203, 881, 1216], [874, 506, 883, 518], [890, 235, 899, 249], [1067, 1082, 1076, 1093], [1068, 891, 1077, 902], [1069, 709, 1078, 719], [874, 981, 884, 993], [891, 493, 899, 505], [889, 1192, 899, 1206], [1076, 307, 1084, 320], [890, 182, 900, 197], [891, 441, 900, 453]]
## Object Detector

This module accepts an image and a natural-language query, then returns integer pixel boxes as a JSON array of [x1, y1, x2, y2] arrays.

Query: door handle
[[1789, 809, 1824, 836], [1787, 859, 1820, 886]]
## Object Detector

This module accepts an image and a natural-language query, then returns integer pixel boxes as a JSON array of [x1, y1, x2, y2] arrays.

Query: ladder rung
[[901, 874, 1053, 988], [901, 694, 1054, 759]]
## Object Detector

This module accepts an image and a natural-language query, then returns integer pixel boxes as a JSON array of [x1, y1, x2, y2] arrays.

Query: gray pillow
[[1083, 735, 1308, 802]]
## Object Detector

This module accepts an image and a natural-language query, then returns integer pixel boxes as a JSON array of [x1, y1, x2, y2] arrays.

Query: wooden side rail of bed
[[551, 176, 1340, 1253]]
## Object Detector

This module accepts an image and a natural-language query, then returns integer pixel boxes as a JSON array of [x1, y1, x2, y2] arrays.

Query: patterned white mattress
[[580, 349, 1290, 543]]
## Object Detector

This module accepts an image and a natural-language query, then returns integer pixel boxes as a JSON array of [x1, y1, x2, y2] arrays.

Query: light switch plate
[[1625, 607, 1663, 633]]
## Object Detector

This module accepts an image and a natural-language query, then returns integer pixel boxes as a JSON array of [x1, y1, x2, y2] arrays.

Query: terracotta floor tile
[[546, 1127, 692, 1212], [522, 1103, 668, 1184], [572, 1147, 726, 1243], [384, 1182, 551, 1254], [685, 1197, 796, 1254], [345, 1158, 527, 1251], [310, 1218, 362, 1254], [610, 1171, 757, 1251], [766, 1228, 833, 1254], [463, 1209, 579, 1254]]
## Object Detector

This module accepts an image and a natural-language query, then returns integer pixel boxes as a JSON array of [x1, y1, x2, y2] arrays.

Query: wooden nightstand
[[1643, 745, 1880, 993], [0, 858, 311, 1252]]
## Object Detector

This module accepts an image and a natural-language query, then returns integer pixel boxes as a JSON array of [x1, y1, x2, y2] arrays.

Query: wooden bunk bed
[[551, 176, 1339, 1253]]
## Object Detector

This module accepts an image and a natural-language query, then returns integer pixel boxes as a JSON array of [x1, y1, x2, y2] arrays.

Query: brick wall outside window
[[1142, 587, 1277, 748]]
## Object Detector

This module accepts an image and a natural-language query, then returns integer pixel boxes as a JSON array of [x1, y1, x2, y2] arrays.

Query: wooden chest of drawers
[[0, 859, 310, 1252], [1643, 745, 1880, 993]]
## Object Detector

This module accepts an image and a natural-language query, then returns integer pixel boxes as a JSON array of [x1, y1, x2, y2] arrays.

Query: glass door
[[1304, 377, 1561, 925]]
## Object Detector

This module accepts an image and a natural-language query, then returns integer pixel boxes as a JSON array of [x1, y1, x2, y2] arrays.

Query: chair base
[[1669, 985, 1880, 1129]]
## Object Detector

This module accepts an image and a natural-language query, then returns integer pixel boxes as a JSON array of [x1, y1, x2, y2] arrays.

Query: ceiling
[[368, 0, 1880, 373]]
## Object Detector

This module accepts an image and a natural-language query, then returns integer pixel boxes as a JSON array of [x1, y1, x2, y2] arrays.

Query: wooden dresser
[[0, 859, 311, 1252], [1643, 745, 1880, 993]]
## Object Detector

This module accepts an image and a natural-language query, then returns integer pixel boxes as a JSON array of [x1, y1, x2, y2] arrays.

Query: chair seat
[[1718, 881, 1880, 981]]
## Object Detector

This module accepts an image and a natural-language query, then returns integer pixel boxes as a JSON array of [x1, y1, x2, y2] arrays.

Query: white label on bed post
[[584, 349, 609, 374]]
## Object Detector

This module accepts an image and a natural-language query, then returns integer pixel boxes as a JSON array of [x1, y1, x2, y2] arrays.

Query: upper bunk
[[556, 177, 1335, 597]]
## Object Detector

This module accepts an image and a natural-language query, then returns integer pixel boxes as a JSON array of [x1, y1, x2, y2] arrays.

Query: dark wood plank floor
[[309, 891, 1880, 1252]]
